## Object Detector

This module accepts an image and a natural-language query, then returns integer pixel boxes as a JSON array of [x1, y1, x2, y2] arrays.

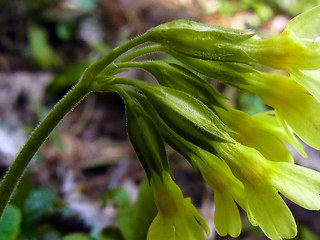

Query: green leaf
[[104, 181, 157, 240], [46, 61, 90, 96], [99, 227, 125, 240], [101, 188, 131, 209], [0, 205, 22, 240], [23, 188, 56, 221], [126, 180, 157, 240], [28, 25, 60, 69], [62, 233, 94, 240]]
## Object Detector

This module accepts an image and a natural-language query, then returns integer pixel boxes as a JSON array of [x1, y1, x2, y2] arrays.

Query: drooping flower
[[144, 6, 320, 74], [233, 5, 320, 73], [244, 72, 320, 150], [215, 105, 306, 162], [123, 88, 210, 239], [128, 89, 246, 238], [147, 172, 210, 240], [283, 5, 320, 102], [243, 5, 320, 104], [145, 19, 255, 63], [115, 78, 232, 154], [213, 140, 320, 240], [169, 52, 320, 151], [193, 150, 246, 238]]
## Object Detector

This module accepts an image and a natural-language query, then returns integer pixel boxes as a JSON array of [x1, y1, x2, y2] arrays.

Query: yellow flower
[[147, 172, 210, 240], [243, 6, 320, 105], [242, 5, 320, 71], [245, 72, 320, 150], [291, 69, 320, 103], [136, 92, 246, 238], [214, 140, 320, 240], [193, 149, 246, 238], [284, 5, 320, 103], [215, 105, 306, 162]]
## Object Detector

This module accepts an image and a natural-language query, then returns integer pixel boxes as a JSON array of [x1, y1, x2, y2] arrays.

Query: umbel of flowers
[[1, 5, 320, 240], [105, 5, 320, 240]]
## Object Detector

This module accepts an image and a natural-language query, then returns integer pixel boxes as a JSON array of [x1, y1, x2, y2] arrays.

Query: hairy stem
[[0, 34, 149, 218], [99, 45, 166, 77], [81, 34, 149, 87], [118, 45, 164, 62], [0, 83, 90, 217]]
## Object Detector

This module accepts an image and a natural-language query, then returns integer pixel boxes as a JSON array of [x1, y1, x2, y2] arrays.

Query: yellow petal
[[246, 185, 297, 240], [291, 69, 320, 103], [277, 90, 320, 150], [270, 162, 320, 210], [214, 191, 241, 237], [286, 5, 320, 39]]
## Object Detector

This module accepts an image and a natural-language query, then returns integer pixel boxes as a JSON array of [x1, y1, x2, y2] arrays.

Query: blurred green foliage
[[28, 25, 61, 69], [62, 233, 94, 240], [46, 61, 90, 96], [98, 227, 125, 240], [101, 180, 157, 240], [237, 91, 267, 115], [23, 188, 56, 221], [0, 205, 22, 240], [0, 176, 157, 239]]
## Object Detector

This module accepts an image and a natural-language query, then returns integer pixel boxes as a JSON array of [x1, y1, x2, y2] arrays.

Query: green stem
[[118, 45, 164, 62], [0, 35, 150, 218], [99, 45, 167, 77], [0, 83, 90, 217], [110, 61, 149, 71], [114, 77, 147, 89], [80, 34, 149, 87]]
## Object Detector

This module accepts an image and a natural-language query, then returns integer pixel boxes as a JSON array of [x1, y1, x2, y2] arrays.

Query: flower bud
[[162, 48, 255, 87], [125, 95, 170, 179], [245, 73, 320, 150], [130, 82, 232, 151], [133, 61, 226, 108], [130, 93, 245, 238], [146, 19, 255, 63]]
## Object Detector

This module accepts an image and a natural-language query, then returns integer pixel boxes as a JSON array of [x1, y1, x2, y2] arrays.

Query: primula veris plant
[[1, 5, 320, 240]]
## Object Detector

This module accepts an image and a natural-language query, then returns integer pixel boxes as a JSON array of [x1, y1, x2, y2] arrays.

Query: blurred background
[[1, 0, 320, 239]]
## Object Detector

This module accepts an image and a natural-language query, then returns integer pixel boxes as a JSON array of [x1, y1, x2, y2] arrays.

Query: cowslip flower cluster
[[96, 5, 320, 240]]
